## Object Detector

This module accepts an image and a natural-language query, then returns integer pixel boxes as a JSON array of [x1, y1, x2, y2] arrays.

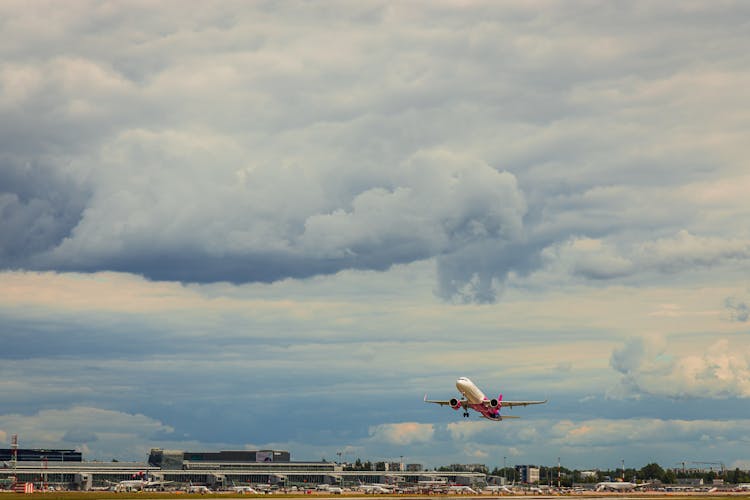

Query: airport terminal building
[[1, 448, 485, 491], [0, 449, 81, 463]]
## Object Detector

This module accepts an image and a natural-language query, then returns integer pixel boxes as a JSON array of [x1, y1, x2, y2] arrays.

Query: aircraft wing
[[492, 399, 547, 408], [423, 394, 466, 407]]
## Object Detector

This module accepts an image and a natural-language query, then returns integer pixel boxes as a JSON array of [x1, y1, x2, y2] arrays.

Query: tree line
[[487, 463, 750, 486], [343, 459, 750, 486]]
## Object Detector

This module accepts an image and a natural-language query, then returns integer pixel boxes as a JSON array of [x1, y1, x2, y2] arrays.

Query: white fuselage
[[596, 482, 636, 491], [456, 377, 486, 404]]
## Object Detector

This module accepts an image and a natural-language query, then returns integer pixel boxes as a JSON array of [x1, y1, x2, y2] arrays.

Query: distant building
[[443, 464, 488, 473], [515, 465, 540, 484], [0, 449, 81, 462], [487, 475, 508, 486], [677, 478, 703, 486], [148, 449, 291, 469], [406, 464, 423, 472], [580, 471, 598, 479]]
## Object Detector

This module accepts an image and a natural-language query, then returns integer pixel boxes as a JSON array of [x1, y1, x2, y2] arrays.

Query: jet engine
[[489, 398, 499, 408], [450, 398, 461, 410]]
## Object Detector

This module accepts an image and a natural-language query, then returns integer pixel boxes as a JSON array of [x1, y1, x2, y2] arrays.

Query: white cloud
[[302, 150, 525, 259], [446, 421, 493, 441], [544, 237, 635, 280], [543, 231, 750, 284], [444, 417, 750, 452], [548, 418, 750, 448], [611, 337, 750, 399], [609, 334, 668, 376], [411, 417, 750, 468], [0, 407, 172, 460], [463, 446, 489, 459], [368, 422, 434, 445], [637, 231, 750, 273]]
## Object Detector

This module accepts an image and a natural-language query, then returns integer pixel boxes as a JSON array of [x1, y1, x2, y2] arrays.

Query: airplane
[[110, 478, 174, 492], [317, 484, 344, 494], [230, 485, 258, 494], [484, 485, 514, 494], [595, 481, 650, 491], [424, 377, 547, 420], [186, 485, 212, 494], [358, 484, 392, 494], [110, 480, 146, 492], [448, 485, 478, 494], [357, 480, 396, 494]]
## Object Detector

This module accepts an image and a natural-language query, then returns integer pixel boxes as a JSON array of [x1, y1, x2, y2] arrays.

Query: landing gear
[[463, 411, 470, 418]]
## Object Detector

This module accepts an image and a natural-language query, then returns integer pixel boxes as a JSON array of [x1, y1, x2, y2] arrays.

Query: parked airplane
[[186, 485, 212, 494], [110, 478, 173, 492], [230, 486, 258, 494], [358, 483, 392, 494], [484, 485, 514, 493], [595, 481, 647, 491], [424, 377, 547, 420], [448, 485, 478, 494]]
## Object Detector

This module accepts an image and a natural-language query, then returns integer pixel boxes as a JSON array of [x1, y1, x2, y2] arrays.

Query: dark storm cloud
[[0, 159, 89, 265], [44, 252, 355, 284], [436, 239, 545, 303], [14, 148, 528, 298]]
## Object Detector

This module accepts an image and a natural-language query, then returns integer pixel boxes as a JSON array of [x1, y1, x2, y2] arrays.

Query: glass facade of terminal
[[0, 449, 82, 462], [148, 449, 291, 469]]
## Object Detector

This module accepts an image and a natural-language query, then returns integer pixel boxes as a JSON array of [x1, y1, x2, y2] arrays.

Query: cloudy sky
[[2, 0, 750, 471]]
